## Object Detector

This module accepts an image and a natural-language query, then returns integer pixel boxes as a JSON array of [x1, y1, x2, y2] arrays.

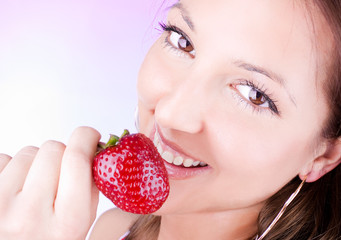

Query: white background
[[0, 0, 174, 235]]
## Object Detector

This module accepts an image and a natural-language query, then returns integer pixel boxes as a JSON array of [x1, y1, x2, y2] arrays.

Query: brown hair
[[127, 1, 341, 239], [256, 1, 341, 239]]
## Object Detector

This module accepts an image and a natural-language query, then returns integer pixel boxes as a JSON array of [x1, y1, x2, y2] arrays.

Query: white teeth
[[162, 151, 174, 164], [153, 135, 158, 145], [153, 131, 207, 168], [157, 142, 163, 154], [199, 162, 207, 167], [192, 161, 200, 167], [173, 156, 184, 166], [183, 158, 194, 167]]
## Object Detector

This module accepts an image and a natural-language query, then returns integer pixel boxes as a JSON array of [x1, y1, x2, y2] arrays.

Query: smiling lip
[[162, 161, 212, 180], [150, 124, 211, 180]]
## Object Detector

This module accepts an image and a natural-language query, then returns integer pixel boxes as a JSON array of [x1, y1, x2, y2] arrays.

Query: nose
[[155, 77, 206, 134]]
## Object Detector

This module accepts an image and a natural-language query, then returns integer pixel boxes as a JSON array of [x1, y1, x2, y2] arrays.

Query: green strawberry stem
[[120, 129, 130, 139], [104, 134, 120, 148], [96, 129, 130, 153]]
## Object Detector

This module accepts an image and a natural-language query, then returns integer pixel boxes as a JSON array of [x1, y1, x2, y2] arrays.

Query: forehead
[[175, 0, 310, 37], [169, 0, 331, 88]]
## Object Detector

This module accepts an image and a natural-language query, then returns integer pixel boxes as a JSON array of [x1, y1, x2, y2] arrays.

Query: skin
[[0, 127, 101, 240], [1, 0, 341, 240], [136, 0, 340, 239]]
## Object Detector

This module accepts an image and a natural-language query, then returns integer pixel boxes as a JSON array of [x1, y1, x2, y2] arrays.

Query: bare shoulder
[[88, 208, 139, 240]]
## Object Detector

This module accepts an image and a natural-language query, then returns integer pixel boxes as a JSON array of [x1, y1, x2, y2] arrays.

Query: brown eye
[[178, 36, 194, 53], [249, 88, 266, 105], [168, 31, 195, 56], [235, 85, 270, 108]]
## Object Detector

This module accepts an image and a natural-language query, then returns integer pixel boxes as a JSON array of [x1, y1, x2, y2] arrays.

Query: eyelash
[[157, 22, 280, 116], [231, 80, 280, 116], [158, 21, 195, 58]]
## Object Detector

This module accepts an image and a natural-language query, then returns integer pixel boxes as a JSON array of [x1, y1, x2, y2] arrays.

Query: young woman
[[0, 0, 340, 239]]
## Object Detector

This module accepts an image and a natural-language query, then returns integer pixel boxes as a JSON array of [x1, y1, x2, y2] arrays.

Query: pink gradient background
[[0, 0, 175, 234]]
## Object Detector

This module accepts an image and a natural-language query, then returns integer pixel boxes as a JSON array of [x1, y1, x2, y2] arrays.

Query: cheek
[[137, 39, 173, 135], [213, 122, 313, 199], [137, 39, 172, 111]]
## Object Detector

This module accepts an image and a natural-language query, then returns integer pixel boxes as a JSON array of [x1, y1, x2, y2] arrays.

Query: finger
[[0, 153, 12, 173], [55, 127, 101, 220], [0, 146, 38, 195], [22, 140, 66, 205]]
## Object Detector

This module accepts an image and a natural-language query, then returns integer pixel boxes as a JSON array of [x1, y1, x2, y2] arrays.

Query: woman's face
[[137, 0, 332, 214]]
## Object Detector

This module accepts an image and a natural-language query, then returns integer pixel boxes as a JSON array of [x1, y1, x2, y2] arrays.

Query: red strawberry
[[93, 130, 170, 214]]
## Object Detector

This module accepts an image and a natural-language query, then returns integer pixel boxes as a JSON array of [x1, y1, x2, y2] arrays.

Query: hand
[[0, 127, 101, 240]]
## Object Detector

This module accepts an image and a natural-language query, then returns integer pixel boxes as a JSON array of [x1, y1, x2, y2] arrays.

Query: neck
[[157, 205, 262, 240]]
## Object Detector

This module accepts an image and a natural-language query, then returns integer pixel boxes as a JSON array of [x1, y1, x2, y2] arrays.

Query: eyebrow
[[169, 3, 296, 106], [234, 60, 285, 86], [170, 2, 196, 31]]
